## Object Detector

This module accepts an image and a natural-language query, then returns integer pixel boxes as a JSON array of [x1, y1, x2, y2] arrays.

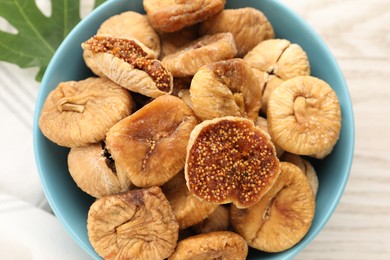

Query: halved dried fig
[[87, 187, 179, 259], [281, 152, 319, 196], [267, 76, 342, 159], [244, 39, 310, 114], [190, 58, 262, 121], [162, 33, 237, 77], [169, 231, 248, 260], [106, 95, 198, 187], [82, 35, 173, 98], [185, 116, 280, 208], [68, 142, 132, 198], [230, 162, 315, 253], [144, 0, 226, 32], [199, 8, 274, 57], [159, 24, 199, 58], [39, 77, 133, 147], [192, 205, 230, 234], [162, 171, 218, 229], [255, 116, 284, 157], [97, 11, 161, 56]]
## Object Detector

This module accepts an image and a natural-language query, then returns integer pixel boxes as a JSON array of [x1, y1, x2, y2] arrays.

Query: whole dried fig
[[200, 8, 274, 57], [190, 58, 262, 121], [106, 95, 198, 187], [185, 116, 280, 208], [39, 77, 133, 148], [87, 187, 179, 259], [230, 162, 315, 253]]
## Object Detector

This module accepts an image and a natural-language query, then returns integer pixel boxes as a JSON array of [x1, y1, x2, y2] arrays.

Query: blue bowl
[[33, 0, 355, 259]]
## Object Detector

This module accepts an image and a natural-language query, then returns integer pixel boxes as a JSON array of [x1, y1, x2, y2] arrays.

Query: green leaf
[[0, 0, 106, 81]]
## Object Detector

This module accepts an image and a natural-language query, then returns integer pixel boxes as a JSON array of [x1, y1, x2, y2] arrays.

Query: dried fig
[[185, 116, 280, 208], [162, 33, 237, 77], [144, 0, 226, 32], [199, 8, 274, 57], [162, 171, 218, 229], [192, 205, 230, 234], [169, 231, 248, 260], [159, 24, 199, 58], [39, 77, 133, 148], [68, 142, 132, 198], [97, 11, 161, 56], [82, 35, 173, 98], [281, 152, 319, 196], [244, 39, 310, 114], [190, 58, 262, 121], [267, 76, 342, 159], [255, 116, 284, 157], [87, 187, 179, 259], [106, 95, 198, 187], [230, 162, 316, 253]]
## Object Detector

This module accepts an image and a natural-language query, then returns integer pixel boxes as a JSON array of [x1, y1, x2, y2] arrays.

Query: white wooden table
[[1, 0, 389, 259]]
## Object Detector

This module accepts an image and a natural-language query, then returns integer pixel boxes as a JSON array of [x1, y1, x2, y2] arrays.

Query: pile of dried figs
[[39, 0, 342, 259]]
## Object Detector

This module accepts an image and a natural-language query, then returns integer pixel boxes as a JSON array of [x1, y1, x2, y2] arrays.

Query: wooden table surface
[[281, 0, 390, 259]]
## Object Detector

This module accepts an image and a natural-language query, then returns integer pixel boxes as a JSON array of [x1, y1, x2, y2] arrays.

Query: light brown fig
[[199, 8, 274, 57], [267, 76, 342, 159], [230, 162, 316, 253], [244, 39, 310, 114], [185, 116, 281, 209], [97, 11, 161, 56], [106, 95, 198, 187], [68, 142, 132, 198], [161, 171, 218, 229], [158, 24, 199, 58], [87, 187, 179, 259], [192, 205, 230, 234], [39, 77, 133, 148], [162, 33, 237, 77], [168, 231, 248, 260], [281, 152, 319, 196], [190, 58, 262, 121], [255, 116, 284, 158], [144, 0, 226, 32], [82, 35, 173, 98]]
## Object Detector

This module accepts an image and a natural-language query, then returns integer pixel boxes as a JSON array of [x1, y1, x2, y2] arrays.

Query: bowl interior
[[33, 0, 354, 259]]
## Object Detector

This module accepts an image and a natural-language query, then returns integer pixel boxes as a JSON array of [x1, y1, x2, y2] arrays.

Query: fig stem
[[294, 96, 307, 123], [58, 103, 85, 113]]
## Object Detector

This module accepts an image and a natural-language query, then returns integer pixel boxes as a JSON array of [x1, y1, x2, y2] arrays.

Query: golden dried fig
[[162, 33, 237, 77], [162, 171, 218, 229], [255, 116, 284, 157], [106, 95, 198, 187], [169, 231, 248, 260], [192, 205, 230, 234], [185, 116, 280, 208], [97, 11, 161, 56], [82, 35, 173, 98], [230, 162, 315, 253], [244, 39, 310, 114], [144, 0, 226, 32], [200, 8, 274, 57], [281, 152, 319, 196], [39, 77, 133, 148], [68, 142, 132, 198], [267, 76, 342, 159], [87, 187, 179, 259], [190, 58, 262, 121], [159, 24, 199, 58]]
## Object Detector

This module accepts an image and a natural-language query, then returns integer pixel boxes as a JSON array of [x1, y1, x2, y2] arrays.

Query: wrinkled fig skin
[[98, 11, 161, 56], [200, 8, 275, 57], [87, 187, 179, 260], [162, 33, 237, 77], [39, 77, 133, 148], [144, 0, 226, 32], [106, 95, 198, 187], [230, 162, 315, 253], [169, 231, 248, 260], [162, 172, 218, 229], [192, 205, 230, 234], [159, 24, 200, 58], [267, 76, 342, 159], [68, 142, 132, 198], [255, 116, 284, 158], [190, 58, 262, 122]]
